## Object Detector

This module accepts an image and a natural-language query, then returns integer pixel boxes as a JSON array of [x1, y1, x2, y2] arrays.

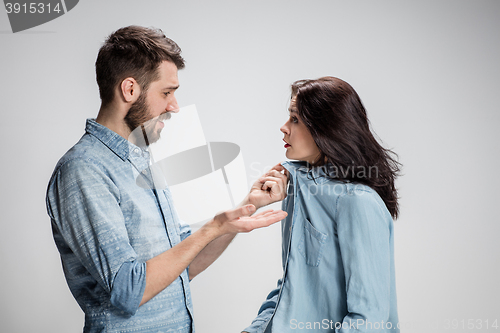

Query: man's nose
[[166, 95, 179, 113]]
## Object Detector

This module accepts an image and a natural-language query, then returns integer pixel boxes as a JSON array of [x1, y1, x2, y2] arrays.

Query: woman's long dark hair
[[292, 77, 401, 219]]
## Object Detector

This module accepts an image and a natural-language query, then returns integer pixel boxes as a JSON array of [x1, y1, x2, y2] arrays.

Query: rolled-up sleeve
[[110, 261, 146, 315], [47, 158, 146, 315], [335, 191, 392, 332], [243, 278, 283, 333], [179, 219, 192, 241]]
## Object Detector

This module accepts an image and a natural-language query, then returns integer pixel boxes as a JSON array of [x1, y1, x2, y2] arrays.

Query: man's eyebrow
[[163, 85, 180, 90]]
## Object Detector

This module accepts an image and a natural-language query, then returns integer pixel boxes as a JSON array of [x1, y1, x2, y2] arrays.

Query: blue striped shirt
[[46, 119, 194, 332]]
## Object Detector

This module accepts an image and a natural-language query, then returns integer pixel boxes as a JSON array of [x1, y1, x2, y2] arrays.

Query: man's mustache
[[159, 112, 172, 121], [141, 112, 172, 128]]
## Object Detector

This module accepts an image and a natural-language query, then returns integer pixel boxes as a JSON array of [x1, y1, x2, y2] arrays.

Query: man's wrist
[[198, 219, 224, 241]]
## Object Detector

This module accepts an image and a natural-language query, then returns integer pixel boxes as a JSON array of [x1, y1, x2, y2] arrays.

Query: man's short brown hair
[[95, 25, 185, 106]]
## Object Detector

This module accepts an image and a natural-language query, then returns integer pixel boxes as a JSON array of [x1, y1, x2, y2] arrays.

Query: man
[[46, 25, 288, 332]]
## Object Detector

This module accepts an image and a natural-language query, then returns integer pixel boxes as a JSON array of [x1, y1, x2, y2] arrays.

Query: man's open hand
[[210, 204, 287, 235]]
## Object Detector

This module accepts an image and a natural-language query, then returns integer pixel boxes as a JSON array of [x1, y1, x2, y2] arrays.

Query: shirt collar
[[282, 160, 336, 180], [85, 118, 141, 161]]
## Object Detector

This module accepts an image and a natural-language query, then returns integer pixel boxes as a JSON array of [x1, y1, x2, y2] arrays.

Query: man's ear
[[120, 78, 142, 103]]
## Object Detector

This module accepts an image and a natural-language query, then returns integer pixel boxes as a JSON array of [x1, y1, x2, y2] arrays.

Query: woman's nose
[[280, 121, 289, 134]]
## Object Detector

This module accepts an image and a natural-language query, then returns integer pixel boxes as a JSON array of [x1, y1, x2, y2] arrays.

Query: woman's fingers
[[270, 163, 290, 180], [259, 175, 284, 186], [270, 163, 285, 172], [266, 169, 286, 178], [261, 179, 278, 191], [258, 176, 287, 200], [265, 169, 288, 186]]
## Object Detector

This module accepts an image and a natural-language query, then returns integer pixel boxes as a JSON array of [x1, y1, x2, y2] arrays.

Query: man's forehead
[[153, 60, 179, 88]]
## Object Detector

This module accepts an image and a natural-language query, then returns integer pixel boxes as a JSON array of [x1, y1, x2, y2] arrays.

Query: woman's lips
[[283, 139, 291, 148]]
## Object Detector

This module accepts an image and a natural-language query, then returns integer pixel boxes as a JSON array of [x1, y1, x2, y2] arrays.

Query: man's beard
[[125, 92, 165, 147]]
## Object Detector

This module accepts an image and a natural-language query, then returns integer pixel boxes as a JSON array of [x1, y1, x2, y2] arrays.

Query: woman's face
[[280, 96, 321, 163]]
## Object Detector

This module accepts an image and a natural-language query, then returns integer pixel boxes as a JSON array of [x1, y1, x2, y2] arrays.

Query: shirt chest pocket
[[297, 218, 328, 267]]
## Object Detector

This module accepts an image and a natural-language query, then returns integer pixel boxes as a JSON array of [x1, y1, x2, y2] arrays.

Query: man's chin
[[145, 129, 162, 145]]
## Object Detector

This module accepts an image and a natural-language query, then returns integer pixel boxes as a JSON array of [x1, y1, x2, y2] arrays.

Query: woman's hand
[[245, 163, 289, 210]]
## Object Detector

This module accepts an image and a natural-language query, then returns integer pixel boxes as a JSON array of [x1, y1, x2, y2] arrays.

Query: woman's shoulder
[[334, 182, 392, 223], [282, 161, 388, 213]]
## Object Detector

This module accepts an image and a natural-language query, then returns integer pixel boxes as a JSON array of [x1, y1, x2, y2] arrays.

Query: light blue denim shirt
[[244, 161, 399, 333], [46, 119, 194, 333]]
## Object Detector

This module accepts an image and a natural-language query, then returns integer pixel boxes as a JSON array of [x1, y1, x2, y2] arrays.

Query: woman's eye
[[291, 116, 298, 123]]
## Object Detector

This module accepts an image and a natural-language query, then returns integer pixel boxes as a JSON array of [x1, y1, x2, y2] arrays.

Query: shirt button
[[133, 148, 140, 154]]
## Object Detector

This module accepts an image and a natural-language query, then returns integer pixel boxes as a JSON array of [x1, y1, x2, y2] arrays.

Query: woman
[[243, 77, 401, 333]]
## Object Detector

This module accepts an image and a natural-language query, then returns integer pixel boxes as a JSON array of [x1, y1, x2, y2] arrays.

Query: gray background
[[1, 0, 499, 332]]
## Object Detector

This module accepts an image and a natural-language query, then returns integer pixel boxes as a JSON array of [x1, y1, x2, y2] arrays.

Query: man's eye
[[164, 92, 171, 96]]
